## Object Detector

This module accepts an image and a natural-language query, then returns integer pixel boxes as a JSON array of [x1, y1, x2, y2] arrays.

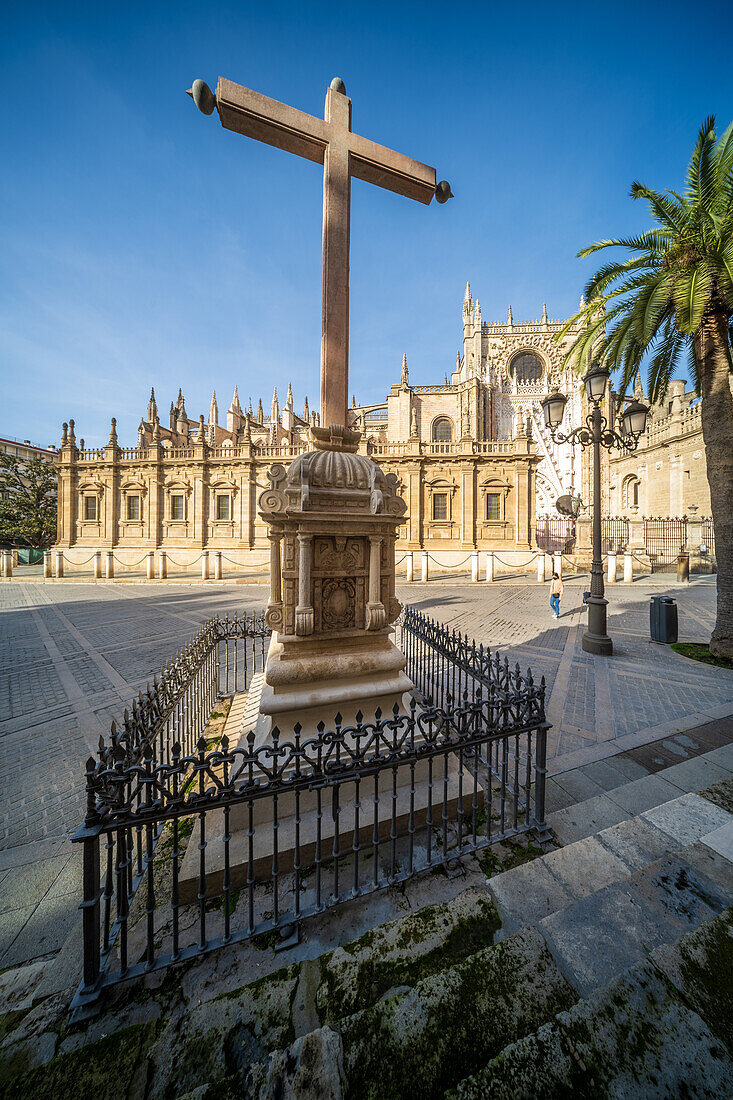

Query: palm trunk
[[696, 306, 733, 657]]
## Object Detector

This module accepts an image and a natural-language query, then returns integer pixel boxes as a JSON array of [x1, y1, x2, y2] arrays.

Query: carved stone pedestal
[[252, 433, 410, 738]]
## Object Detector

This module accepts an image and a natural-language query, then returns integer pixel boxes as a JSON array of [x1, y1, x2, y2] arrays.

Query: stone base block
[[178, 753, 481, 903]]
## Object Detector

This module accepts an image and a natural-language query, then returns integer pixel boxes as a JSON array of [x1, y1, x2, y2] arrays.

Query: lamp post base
[[582, 630, 613, 656], [582, 594, 613, 655]]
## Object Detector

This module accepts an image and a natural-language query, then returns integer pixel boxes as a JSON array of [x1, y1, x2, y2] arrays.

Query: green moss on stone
[[698, 777, 733, 814], [0, 1020, 158, 1100], [340, 927, 577, 1100], [317, 896, 502, 1025]]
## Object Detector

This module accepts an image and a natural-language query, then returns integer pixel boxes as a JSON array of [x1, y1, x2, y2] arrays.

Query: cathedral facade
[[54, 288, 589, 574]]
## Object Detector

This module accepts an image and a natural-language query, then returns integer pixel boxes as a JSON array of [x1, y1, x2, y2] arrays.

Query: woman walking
[[550, 572, 563, 618]]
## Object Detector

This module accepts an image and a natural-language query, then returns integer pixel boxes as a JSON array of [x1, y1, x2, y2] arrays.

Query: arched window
[[432, 417, 453, 442], [622, 474, 640, 510], [509, 352, 543, 385]]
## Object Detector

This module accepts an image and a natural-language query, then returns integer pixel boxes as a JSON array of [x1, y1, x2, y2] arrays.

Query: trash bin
[[650, 595, 678, 643]]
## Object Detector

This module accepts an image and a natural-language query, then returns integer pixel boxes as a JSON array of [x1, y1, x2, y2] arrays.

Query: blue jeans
[[550, 594, 560, 617]]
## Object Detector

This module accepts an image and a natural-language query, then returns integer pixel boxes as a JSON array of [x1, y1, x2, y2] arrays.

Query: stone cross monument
[[187, 73, 451, 732], [181, 75, 452, 892]]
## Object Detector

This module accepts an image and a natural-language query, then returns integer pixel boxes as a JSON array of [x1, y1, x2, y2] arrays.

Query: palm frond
[[686, 115, 717, 206], [630, 182, 689, 232], [647, 322, 686, 402], [671, 265, 712, 333], [577, 229, 672, 259]]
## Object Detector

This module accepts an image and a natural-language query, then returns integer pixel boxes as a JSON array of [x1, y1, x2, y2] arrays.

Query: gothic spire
[[230, 385, 242, 412], [209, 390, 219, 426], [541, 302, 548, 323], [286, 381, 293, 408], [257, 398, 264, 424], [147, 387, 157, 422], [271, 387, 279, 422], [303, 394, 310, 420], [507, 305, 513, 326], [401, 353, 409, 386]]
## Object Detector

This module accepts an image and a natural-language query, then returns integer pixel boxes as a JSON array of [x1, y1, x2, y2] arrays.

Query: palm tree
[[558, 116, 733, 658]]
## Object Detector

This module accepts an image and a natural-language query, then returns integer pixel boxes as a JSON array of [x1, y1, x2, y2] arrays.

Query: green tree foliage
[[559, 116, 733, 656], [0, 452, 58, 548]]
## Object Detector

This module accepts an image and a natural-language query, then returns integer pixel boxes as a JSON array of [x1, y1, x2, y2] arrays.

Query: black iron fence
[[701, 518, 715, 555], [602, 517, 629, 553], [535, 515, 575, 555], [71, 609, 549, 1021], [644, 517, 688, 572]]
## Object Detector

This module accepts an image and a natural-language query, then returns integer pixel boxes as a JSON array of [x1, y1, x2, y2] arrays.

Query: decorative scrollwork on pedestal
[[265, 602, 284, 630]]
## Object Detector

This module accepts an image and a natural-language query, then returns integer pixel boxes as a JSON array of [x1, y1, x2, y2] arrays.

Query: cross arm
[[348, 133, 436, 205], [215, 78, 329, 165]]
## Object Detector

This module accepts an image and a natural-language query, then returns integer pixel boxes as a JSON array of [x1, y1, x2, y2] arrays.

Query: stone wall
[[55, 436, 540, 574]]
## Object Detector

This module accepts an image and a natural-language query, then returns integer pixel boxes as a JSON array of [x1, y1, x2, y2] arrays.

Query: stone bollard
[[537, 553, 546, 583], [1, 551, 8, 578], [623, 550, 633, 584], [607, 551, 617, 584], [146, 550, 155, 580], [12, 550, 18, 567], [105, 551, 114, 579], [545, 553, 553, 579], [4, 551, 13, 578], [214, 551, 222, 581], [43, 550, 52, 578], [405, 551, 414, 583], [55, 550, 64, 578], [158, 549, 167, 579], [202, 550, 210, 581], [553, 553, 562, 578], [421, 550, 429, 583], [471, 550, 479, 582], [93, 550, 102, 580], [485, 551, 494, 582]]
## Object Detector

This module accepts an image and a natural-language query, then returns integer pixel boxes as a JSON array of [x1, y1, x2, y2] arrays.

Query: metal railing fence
[[71, 608, 549, 1022]]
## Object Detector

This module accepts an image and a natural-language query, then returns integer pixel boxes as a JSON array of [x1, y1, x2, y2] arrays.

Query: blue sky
[[2, 0, 732, 447]]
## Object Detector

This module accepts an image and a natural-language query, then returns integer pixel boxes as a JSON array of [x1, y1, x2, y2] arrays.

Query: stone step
[[446, 909, 733, 1099], [245, 777, 733, 1098], [488, 788, 732, 942]]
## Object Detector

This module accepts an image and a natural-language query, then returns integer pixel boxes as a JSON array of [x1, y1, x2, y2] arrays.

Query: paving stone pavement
[[1, 575, 732, 973]]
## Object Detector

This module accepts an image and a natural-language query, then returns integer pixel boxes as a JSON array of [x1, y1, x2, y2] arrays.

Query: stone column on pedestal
[[366, 536, 387, 630], [295, 534, 315, 635]]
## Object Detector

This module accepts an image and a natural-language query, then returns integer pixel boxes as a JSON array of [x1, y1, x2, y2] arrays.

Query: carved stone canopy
[[262, 451, 407, 519]]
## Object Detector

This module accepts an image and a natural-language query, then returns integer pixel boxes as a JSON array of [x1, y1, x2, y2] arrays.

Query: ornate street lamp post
[[541, 366, 649, 655]]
